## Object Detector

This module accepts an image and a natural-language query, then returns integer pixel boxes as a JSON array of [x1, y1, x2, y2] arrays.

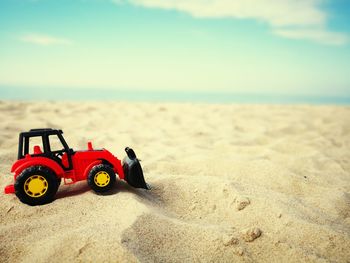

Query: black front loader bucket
[[122, 147, 150, 190]]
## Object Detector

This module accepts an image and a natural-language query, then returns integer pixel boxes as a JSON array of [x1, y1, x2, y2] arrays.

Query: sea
[[0, 87, 349, 105]]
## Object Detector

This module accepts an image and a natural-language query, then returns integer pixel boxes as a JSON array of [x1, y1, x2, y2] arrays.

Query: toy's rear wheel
[[14, 166, 59, 206], [57, 177, 62, 188], [88, 164, 116, 193]]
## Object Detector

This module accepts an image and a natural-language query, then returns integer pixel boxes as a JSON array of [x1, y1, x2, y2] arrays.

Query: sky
[[0, 0, 349, 97]]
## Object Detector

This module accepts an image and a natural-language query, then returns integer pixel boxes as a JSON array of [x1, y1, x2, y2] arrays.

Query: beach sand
[[0, 101, 349, 262]]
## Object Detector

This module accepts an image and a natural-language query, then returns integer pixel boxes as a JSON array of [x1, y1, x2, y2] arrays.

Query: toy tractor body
[[4, 129, 148, 205]]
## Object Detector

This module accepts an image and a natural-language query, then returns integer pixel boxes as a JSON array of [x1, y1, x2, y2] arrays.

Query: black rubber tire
[[87, 164, 116, 193], [14, 166, 59, 206], [56, 177, 62, 190]]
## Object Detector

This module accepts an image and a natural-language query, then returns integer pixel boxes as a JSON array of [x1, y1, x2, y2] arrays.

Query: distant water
[[0, 87, 349, 105]]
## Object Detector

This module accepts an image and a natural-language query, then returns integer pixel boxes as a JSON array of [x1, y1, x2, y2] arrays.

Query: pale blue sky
[[0, 0, 349, 96]]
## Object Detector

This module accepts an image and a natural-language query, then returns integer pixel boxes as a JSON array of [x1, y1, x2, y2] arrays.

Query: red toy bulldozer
[[4, 128, 149, 206]]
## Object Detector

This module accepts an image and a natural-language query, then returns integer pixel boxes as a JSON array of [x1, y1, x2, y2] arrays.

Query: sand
[[0, 101, 349, 262]]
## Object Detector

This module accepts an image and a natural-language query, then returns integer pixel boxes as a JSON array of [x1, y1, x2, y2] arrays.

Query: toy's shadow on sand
[[55, 179, 153, 200], [55, 181, 91, 199]]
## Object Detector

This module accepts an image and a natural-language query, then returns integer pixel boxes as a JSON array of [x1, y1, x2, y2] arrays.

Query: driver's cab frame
[[18, 128, 73, 170]]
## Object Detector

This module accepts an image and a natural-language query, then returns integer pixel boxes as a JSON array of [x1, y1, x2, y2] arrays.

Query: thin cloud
[[114, 0, 348, 45], [274, 28, 349, 46], [123, 0, 326, 27], [20, 33, 73, 46]]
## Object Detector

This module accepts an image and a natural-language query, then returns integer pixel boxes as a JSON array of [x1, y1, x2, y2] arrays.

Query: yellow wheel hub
[[24, 175, 48, 198], [94, 171, 110, 187]]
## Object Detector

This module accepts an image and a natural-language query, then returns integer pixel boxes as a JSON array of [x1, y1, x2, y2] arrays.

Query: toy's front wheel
[[88, 164, 116, 193], [14, 166, 59, 206]]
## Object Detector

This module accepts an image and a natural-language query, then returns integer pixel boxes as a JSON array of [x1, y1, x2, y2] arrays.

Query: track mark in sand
[[146, 175, 253, 226], [121, 213, 253, 263], [121, 175, 262, 262], [121, 211, 262, 262]]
